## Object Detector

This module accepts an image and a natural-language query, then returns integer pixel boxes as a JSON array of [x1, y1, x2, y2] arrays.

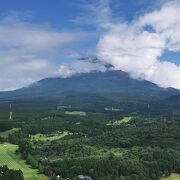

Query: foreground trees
[[0, 166, 24, 180], [3, 108, 180, 179]]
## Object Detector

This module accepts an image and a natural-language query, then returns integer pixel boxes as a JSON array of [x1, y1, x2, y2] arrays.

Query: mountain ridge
[[0, 70, 178, 100]]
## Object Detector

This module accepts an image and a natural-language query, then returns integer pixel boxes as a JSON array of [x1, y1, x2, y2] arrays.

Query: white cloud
[[97, 0, 180, 89], [0, 14, 92, 91], [72, 0, 112, 29], [58, 58, 107, 77], [1, 1, 180, 91]]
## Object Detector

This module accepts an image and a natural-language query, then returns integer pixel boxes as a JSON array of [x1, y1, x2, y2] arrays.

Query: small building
[[78, 175, 91, 180]]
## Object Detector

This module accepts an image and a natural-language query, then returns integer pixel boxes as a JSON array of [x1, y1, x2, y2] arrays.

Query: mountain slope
[[0, 71, 179, 106]]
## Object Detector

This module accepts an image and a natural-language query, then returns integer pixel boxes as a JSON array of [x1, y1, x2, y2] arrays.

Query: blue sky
[[0, 0, 98, 60], [0, 0, 179, 90], [0, 0, 179, 63], [0, 0, 170, 61], [0, 0, 156, 27], [0, 0, 178, 62]]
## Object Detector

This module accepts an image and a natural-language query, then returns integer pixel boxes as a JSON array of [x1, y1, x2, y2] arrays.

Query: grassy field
[[116, 117, 132, 125], [65, 111, 86, 116], [107, 117, 132, 126], [0, 128, 21, 138], [0, 143, 45, 180], [161, 173, 180, 180], [31, 131, 69, 141]]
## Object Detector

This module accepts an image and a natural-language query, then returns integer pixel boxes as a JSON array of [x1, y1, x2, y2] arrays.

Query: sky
[[0, 0, 180, 90]]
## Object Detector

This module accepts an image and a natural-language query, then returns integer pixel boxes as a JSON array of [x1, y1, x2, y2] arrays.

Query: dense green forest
[[0, 98, 179, 180], [0, 165, 24, 180]]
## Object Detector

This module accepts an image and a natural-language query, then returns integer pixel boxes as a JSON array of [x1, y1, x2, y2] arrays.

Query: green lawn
[[0, 143, 45, 180], [116, 117, 132, 125], [65, 111, 86, 116], [0, 128, 21, 138], [161, 173, 180, 180], [107, 117, 132, 126], [31, 131, 69, 141]]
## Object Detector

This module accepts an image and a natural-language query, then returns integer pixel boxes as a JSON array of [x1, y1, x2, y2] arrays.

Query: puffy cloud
[[138, 0, 180, 51], [97, 0, 180, 89]]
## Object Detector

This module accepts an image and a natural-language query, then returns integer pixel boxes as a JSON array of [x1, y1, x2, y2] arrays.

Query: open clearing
[[0, 143, 45, 180], [0, 128, 21, 138], [31, 131, 69, 141], [106, 117, 132, 126], [161, 173, 180, 180], [116, 117, 132, 125], [65, 111, 86, 116]]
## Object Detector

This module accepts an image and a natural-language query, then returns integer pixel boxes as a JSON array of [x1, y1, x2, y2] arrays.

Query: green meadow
[[0, 143, 45, 180], [106, 116, 132, 126], [31, 131, 69, 141], [161, 173, 180, 180]]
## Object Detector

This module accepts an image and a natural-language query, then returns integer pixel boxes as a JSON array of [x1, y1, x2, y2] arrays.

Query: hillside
[[0, 70, 178, 98]]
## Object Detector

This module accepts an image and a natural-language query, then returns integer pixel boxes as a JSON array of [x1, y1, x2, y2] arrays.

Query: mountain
[[0, 70, 179, 110], [165, 94, 180, 107]]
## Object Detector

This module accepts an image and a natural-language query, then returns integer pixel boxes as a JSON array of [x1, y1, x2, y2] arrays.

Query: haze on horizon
[[0, 0, 180, 91]]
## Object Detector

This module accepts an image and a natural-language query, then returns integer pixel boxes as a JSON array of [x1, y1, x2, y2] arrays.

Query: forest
[[0, 99, 179, 180], [0, 165, 24, 180]]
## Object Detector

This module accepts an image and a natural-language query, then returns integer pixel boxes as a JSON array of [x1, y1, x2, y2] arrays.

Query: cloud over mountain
[[97, 0, 180, 89], [0, 1, 180, 91], [58, 57, 107, 77]]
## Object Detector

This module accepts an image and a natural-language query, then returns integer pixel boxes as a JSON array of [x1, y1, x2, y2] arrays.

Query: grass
[[116, 117, 132, 125], [31, 131, 69, 141], [0, 128, 21, 138], [106, 117, 132, 126], [0, 143, 45, 180], [65, 111, 86, 116], [161, 173, 180, 180]]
